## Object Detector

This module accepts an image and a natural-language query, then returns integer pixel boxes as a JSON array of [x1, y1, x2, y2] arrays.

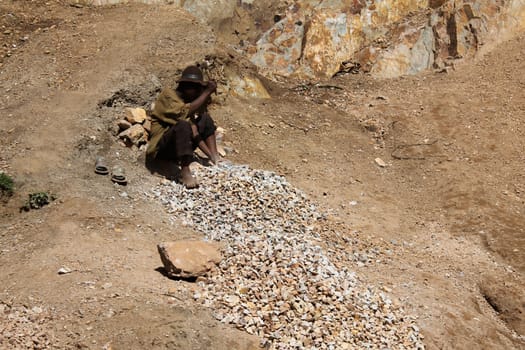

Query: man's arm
[[188, 81, 217, 161], [188, 81, 217, 116]]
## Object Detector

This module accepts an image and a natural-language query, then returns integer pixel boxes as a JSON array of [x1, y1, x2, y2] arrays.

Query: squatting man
[[146, 66, 221, 188]]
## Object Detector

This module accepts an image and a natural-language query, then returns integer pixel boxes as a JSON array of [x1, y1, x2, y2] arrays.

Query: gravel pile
[[152, 163, 425, 349]]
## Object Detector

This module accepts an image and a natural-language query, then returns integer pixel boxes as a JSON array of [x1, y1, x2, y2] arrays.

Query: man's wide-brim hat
[[177, 65, 207, 86]]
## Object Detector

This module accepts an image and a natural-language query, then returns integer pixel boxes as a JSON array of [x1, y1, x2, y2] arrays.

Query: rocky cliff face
[[370, 0, 525, 78], [247, 0, 525, 78], [87, 0, 525, 79]]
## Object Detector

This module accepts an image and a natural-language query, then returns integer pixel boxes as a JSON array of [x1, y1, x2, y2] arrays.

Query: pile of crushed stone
[[152, 163, 424, 349]]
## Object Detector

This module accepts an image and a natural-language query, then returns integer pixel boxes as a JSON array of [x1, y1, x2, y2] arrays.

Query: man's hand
[[189, 80, 217, 115], [205, 80, 217, 94]]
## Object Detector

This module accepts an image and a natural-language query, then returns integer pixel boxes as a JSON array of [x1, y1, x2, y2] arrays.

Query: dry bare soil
[[1, 1, 524, 349]]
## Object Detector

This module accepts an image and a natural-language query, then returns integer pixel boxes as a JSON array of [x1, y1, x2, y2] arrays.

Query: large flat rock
[[157, 240, 222, 279]]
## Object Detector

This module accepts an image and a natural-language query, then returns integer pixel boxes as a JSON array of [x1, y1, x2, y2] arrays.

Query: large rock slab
[[249, 11, 306, 78], [371, 24, 436, 78], [157, 240, 222, 278]]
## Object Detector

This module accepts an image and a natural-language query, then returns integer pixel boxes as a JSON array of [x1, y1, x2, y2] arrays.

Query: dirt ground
[[1, 1, 524, 349]]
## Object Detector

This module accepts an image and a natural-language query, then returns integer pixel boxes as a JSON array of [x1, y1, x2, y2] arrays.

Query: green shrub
[[20, 192, 56, 212], [0, 173, 14, 198]]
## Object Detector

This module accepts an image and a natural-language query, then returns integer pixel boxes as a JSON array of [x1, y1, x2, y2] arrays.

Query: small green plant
[[20, 192, 56, 212], [0, 172, 14, 198]]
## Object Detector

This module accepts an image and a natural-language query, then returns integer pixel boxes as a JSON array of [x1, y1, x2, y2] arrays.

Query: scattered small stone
[[375, 157, 387, 167], [103, 309, 116, 318], [57, 267, 73, 275]]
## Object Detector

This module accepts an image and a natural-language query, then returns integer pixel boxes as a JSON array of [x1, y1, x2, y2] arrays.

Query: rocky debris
[[113, 102, 230, 153], [0, 302, 53, 349], [0, 6, 59, 66], [116, 108, 150, 148], [119, 124, 147, 147], [158, 240, 222, 279], [124, 107, 148, 124], [151, 163, 425, 349]]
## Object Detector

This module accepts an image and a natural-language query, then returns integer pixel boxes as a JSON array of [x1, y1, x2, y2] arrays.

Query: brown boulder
[[118, 124, 146, 146], [124, 107, 147, 124], [157, 240, 222, 279]]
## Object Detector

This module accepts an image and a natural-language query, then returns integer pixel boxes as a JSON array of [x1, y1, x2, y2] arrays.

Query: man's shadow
[[145, 156, 180, 180], [145, 154, 213, 181], [154, 266, 198, 282]]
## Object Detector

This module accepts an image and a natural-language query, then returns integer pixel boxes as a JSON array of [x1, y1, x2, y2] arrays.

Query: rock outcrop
[[85, 0, 525, 79], [248, 0, 525, 78], [371, 0, 525, 77]]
